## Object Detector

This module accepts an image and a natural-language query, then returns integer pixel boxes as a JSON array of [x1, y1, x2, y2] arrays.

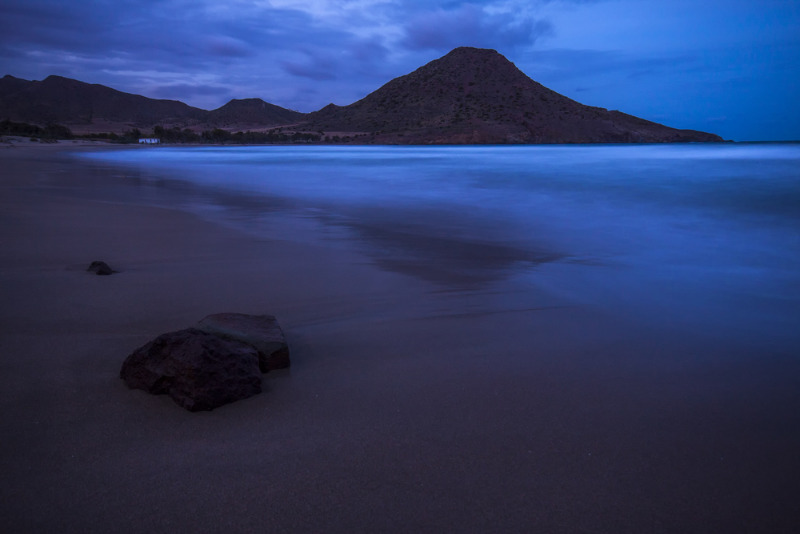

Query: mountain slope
[[0, 74, 206, 128], [208, 98, 304, 127], [303, 47, 722, 143], [0, 75, 304, 132]]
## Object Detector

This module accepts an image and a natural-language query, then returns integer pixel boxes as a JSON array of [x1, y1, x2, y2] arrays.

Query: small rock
[[197, 313, 290, 373], [120, 328, 262, 412], [87, 260, 114, 275]]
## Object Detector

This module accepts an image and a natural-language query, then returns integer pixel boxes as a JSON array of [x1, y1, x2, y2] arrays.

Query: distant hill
[[207, 98, 304, 128], [1, 47, 722, 143], [0, 75, 303, 133], [302, 47, 722, 143], [0, 74, 205, 130]]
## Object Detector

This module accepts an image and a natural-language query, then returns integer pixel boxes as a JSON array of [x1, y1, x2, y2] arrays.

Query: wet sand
[[1, 142, 798, 533]]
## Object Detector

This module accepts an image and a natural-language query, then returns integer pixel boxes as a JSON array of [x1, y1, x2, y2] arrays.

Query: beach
[[1, 141, 799, 533]]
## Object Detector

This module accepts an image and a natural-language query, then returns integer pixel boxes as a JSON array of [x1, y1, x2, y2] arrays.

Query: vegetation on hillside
[[1, 119, 323, 144], [0, 119, 72, 140]]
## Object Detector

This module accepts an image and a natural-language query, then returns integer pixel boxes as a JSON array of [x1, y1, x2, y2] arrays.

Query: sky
[[1, 0, 798, 141]]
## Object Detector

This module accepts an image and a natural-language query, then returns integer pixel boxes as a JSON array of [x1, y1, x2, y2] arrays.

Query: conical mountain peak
[[304, 47, 721, 143]]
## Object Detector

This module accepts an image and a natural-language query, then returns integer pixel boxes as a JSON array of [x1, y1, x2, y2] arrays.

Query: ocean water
[[80, 144, 800, 350]]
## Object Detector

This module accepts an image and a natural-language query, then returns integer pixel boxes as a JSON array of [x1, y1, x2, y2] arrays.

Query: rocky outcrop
[[196, 313, 290, 372], [87, 260, 114, 275], [120, 328, 263, 412], [120, 313, 290, 411]]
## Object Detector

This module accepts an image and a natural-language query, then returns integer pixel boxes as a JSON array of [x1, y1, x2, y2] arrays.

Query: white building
[[138, 138, 160, 144]]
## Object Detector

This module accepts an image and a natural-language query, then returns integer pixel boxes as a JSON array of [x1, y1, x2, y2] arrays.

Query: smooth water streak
[[79, 144, 800, 345]]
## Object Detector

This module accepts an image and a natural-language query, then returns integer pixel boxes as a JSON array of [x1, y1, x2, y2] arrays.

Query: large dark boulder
[[120, 328, 262, 412], [196, 313, 290, 372], [87, 260, 114, 275]]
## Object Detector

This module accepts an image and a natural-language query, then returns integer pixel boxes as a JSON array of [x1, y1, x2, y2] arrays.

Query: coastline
[[1, 143, 798, 533]]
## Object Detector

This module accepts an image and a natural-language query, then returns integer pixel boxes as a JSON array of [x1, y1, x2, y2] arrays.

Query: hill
[[207, 98, 305, 128], [302, 47, 721, 143], [0, 75, 303, 134], [0, 74, 205, 132]]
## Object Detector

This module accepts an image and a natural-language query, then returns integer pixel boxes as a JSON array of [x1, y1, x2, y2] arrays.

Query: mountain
[[207, 98, 304, 128], [302, 47, 722, 143], [0, 74, 205, 129], [0, 75, 302, 133]]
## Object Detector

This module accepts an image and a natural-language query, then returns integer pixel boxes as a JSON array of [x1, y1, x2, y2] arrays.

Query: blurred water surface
[[81, 144, 800, 350]]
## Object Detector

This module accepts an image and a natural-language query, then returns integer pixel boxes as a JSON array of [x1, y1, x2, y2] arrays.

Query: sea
[[80, 143, 800, 354]]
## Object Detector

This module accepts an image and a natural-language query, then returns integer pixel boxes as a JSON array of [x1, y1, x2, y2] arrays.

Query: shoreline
[[1, 134, 746, 149], [1, 144, 798, 533]]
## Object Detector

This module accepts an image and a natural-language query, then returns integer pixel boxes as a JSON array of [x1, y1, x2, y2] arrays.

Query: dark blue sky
[[1, 0, 798, 141]]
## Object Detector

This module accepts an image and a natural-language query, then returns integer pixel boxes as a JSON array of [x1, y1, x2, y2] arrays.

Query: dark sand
[[1, 141, 798, 533]]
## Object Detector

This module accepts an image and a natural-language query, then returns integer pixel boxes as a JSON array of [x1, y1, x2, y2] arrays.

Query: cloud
[[521, 48, 700, 84], [0, 1, 111, 53], [349, 36, 390, 65], [401, 3, 553, 52], [280, 58, 337, 81], [204, 36, 254, 58], [149, 83, 233, 103], [279, 35, 394, 85]]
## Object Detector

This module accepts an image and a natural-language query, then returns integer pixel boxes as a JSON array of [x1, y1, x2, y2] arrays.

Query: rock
[[87, 260, 114, 275], [196, 313, 290, 373], [120, 328, 262, 412]]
